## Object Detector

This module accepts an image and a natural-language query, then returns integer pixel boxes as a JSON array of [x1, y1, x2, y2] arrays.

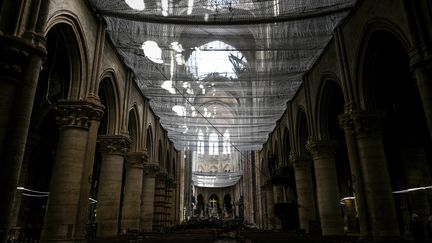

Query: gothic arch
[[359, 27, 432, 233], [146, 126, 153, 162], [295, 108, 310, 160], [45, 12, 89, 99], [355, 20, 411, 110], [128, 106, 140, 152], [316, 78, 344, 140], [283, 127, 291, 164], [98, 75, 118, 135]]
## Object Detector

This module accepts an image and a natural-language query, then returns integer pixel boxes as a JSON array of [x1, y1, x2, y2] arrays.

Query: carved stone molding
[[306, 139, 338, 160], [85, 97, 105, 121], [339, 111, 386, 140], [126, 151, 147, 168], [97, 134, 131, 156], [338, 112, 354, 131], [350, 111, 386, 139], [53, 100, 104, 130], [290, 152, 312, 169], [0, 34, 46, 83], [409, 44, 432, 71], [143, 163, 159, 176]]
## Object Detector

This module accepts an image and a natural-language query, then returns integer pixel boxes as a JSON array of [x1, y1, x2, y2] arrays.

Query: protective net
[[89, 0, 357, 153]]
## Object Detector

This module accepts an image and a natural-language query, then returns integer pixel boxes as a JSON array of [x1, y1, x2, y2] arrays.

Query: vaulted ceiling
[[89, 0, 357, 151]]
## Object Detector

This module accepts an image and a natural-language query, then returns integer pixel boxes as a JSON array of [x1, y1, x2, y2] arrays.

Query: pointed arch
[[98, 75, 119, 135], [355, 20, 412, 110], [45, 12, 89, 99], [146, 126, 153, 162], [316, 78, 344, 140], [128, 105, 140, 152]]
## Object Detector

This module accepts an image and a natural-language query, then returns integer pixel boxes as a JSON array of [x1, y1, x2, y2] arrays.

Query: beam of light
[[339, 196, 355, 204], [125, 0, 145, 10], [142, 41, 163, 64], [392, 185, 432, 194], [161, 0, 168, 16], [187, 0, 194, 15], [22, 193, 49, 197], [17, 186, 49, 194]]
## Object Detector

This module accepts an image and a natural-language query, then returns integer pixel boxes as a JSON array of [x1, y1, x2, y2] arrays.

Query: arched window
[[197, 130, 204, 155], [222, 131, 231, 155], [209, 132, 219, 156]]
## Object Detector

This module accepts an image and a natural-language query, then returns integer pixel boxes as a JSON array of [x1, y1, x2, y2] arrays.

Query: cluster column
[[121, 151, 146, 231], [139, 163, 158, 232], [338, 112, 370, 239], [306, 139, 344, 235], [95, 135, 130, 237], [0, 34, 46, 237], [350, 111, 399, 240], [290, 152, 317, 233], [40, 100, 103, 242]]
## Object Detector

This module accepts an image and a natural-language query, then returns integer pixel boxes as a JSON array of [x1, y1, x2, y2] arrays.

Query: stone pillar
[[0, 34, 46, 237], [351, 111, 399, 240], [40, 100, 100, 242], [165, 180, 173, 227], [290, 152, 317, 233], [95, 135, 130, 238], [75, 98, 104, 239], [272, 184, 283, 230], [139, 164, 158, 232], [306, 140, 344, 236], [338, 113, 370, 239], [264, 184, 276, 230], [121, 152, 146, 231], [410, 46, 432, 139], [153, 175, 166, 231]]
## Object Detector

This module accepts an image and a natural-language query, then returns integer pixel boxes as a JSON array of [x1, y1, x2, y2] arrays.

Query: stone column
[[121, 151, 146, 231], [264, 184, 276, 230], [290, 152, 317, 233], [351, 111, 399, 240], [339, 113, 370, 239], [306, 140, 344, 235], [40, 100, 100, 242], [75, 98, 104, 239], [139, 163, 158, 232], [0, 34, 46, 237], [153, 175, 166, 231], [95, 135, 130, 238], [272, 184, 283, 230], [410, 44, 432, 139], [165, 180, 173, 227]]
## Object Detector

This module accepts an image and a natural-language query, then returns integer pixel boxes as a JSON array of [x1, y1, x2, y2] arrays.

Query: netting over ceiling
[[192, 171, 243, 188], [90, 0, 357, 152]]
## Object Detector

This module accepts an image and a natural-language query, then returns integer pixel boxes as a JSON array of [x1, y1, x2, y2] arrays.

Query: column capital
[[143, 163, 159, 176], [53, 99, 103, 130], [351, 111, 386, 139], [306, 139, 338, 160], [85, 97, 105, 121], [289, 152, 310, 169], [97, 134, 131, 156], [126, 151, 148, 168], [338, 112, 354, 131], [409, 44, 432, 71], [0, 33, 47, 83], [339, 111, 386, 139]]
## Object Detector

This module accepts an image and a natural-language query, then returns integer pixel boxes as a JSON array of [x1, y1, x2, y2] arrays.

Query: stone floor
[[88, 229, 432, 243]]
